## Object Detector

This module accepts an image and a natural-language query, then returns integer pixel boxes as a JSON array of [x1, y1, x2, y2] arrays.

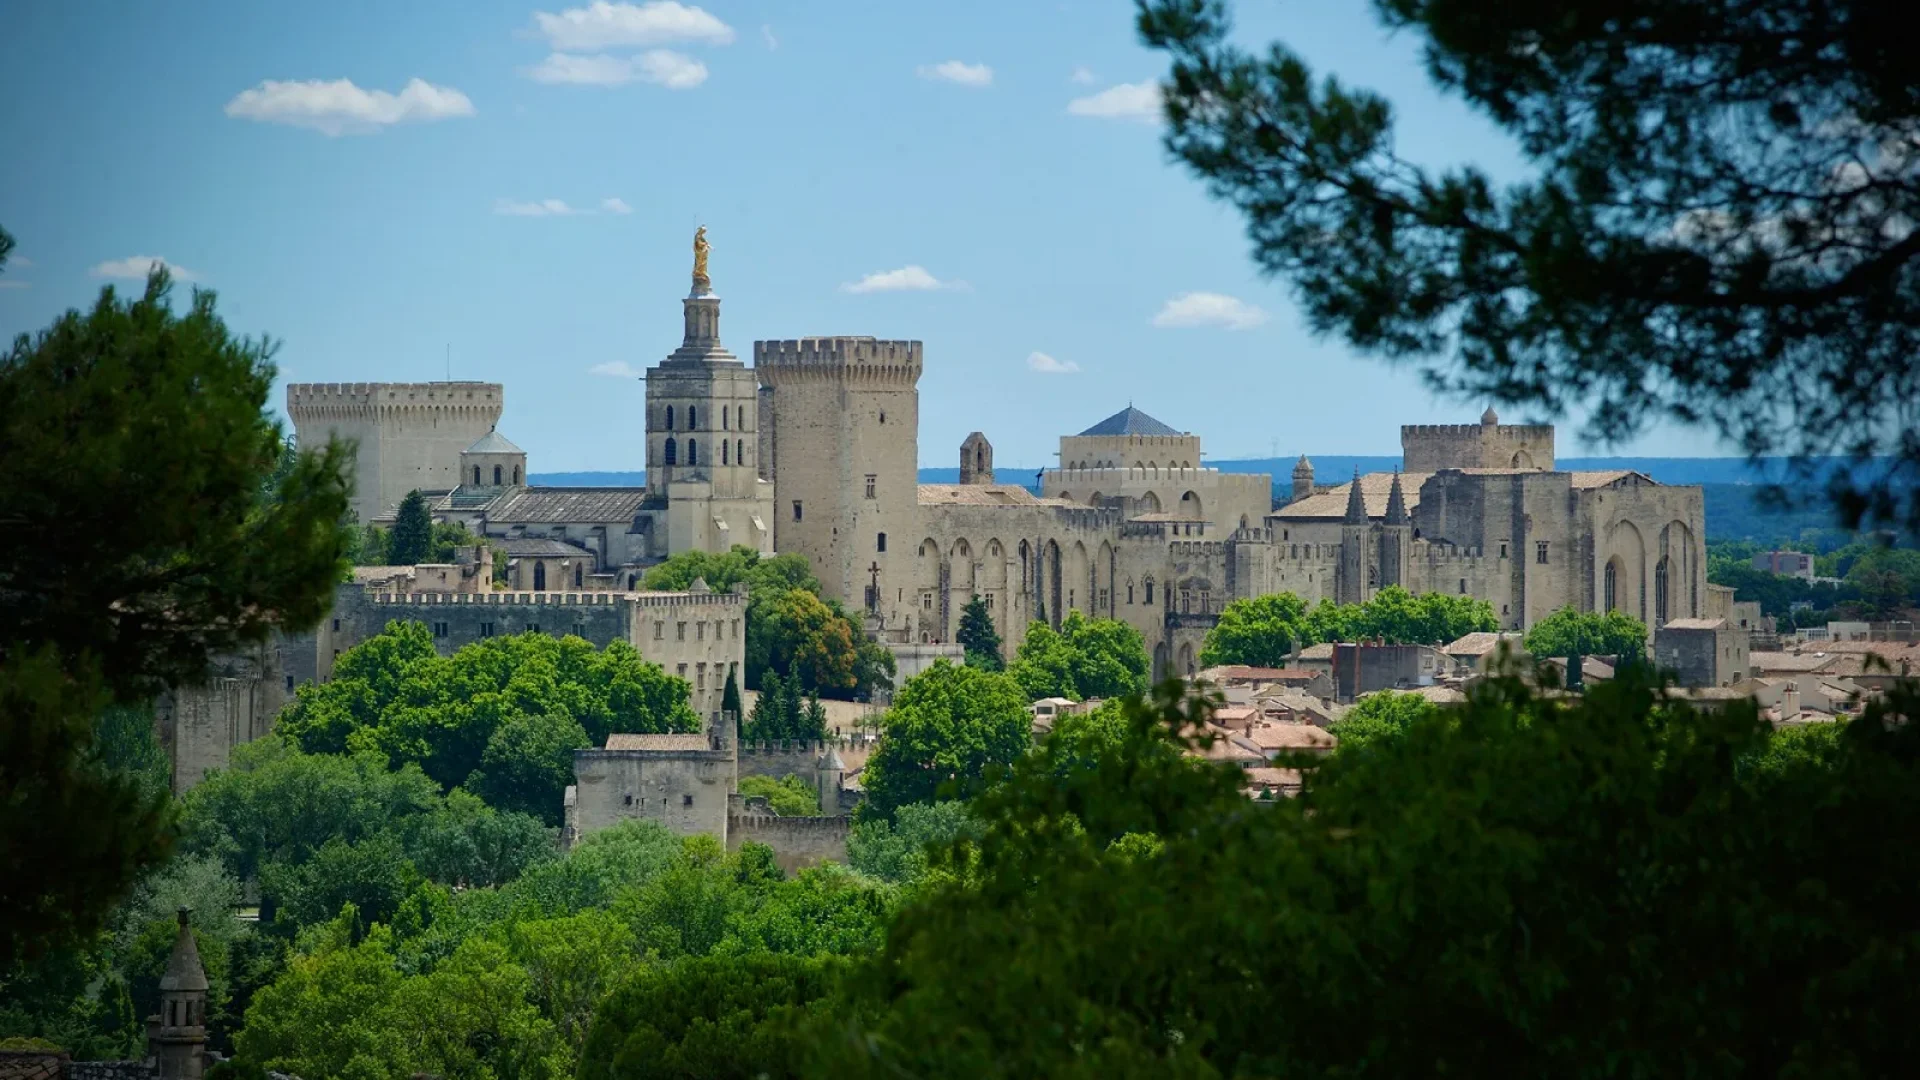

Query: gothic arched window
[[688, 406, 697, 430], [1604, 560, 1619, 612], [473, 466, 481, 485], [736, 439, 744, 466], [664, 438, 677, 465], [573, 564, 583, 588], [533, 562, 546, 591], [513, 465, 521, 484], [666, 405, 674, 430], [723, 408, 730, 430], [722, 440, 730, 465], [687, 439, 698, 465], [494, 464, 503, 485], [1655, 557, 1671, 625]]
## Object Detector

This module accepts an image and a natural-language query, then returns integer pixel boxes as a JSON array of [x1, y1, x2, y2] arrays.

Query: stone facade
[[1655, 618, 1751, 688], [567, 723, 854, 872], [286, 381, 501, 526], [153, 643, 289, 792]]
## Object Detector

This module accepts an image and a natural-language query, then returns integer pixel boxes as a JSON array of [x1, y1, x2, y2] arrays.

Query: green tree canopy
[[1139, 0, 1920, 532], [385, 490, 432, 566], [1328, 690, 1434, 754], [1523, 606, 1650, 662], [955, 595, 1004, 671], [1, 262, 351, 965], [1199, 592, 1308, 668], [1008, 611, 1151, 702], [813, 671, 1920, 1076], [737, 774, 821, 818], [578, 953, 841, 1080], [860, 661, 1032, 822], [276, 623, 698, 794]]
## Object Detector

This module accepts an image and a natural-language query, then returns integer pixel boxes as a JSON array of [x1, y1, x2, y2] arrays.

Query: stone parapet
[[753, 338, 922, 384]]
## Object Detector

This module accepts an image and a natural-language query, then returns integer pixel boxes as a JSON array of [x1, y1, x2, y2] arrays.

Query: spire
[[666, 227, 738, 365], [160, 908, 209, 994], [1292, 454, 1314, 478], [1343, 468, 1368, 524], [1384, 471, 1410, 525], [1481, 405, 1499, 425]]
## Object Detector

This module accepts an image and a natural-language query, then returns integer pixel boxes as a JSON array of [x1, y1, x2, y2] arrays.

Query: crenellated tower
[[287, 381, 502, 525], [755, 337, 923, 635]]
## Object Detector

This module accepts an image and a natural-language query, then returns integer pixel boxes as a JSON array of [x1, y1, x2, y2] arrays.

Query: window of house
[[473, 466, 482, 485], [1145, 581, 1155, 605], [332, 618, 340, 632], [677, 663, 687, 677], [526, 623, 540, 633], [1128, 584, 1135, 604], [688, 406, 697, 429], [984, 593, 994, 610], [1536, 541, 1549, 564], [687, 439, 698, 465], [722, 408, 730, 430], [722, 441, 730, 465], [1460, 578, 1468, 594], [736, 439, 744, 465], [664, 438, 677, 465], [877, 532, 887, 552], [494, 464, 503, 485], [732, 619, 741, 637], [792, 501, 803, 522], [572, 624, 585, 638], [1180, 589, 1192, 613], [623, 794, 633, 806], [1198, 590, 1211, 613], [574, 565, 583, 588], [865, 474, 877, 499], [1499, 541, 1509, 558], [697, 621, 705, 640], [666, 405, 674, 430], [677, 622, 687, 641], [654, 621, 664, 640], [697, 664, 706, 689], [285, 674, 295, 690], [479, 622, 495, 637], [682, 794, 694, 807], [737, 405, 745, 429]]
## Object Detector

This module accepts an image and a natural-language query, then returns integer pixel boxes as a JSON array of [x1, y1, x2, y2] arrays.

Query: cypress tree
[[956, 594, 1004, 671], [387, 489, 432, 566]]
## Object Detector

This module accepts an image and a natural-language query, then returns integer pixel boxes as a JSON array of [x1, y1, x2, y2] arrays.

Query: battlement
[[727, 811, 853, 832], [366, 588, 744, 609], [287, 381, 503, 414], [1400, 423, 1553, 437], [739, 739, 842, 756], [1171, 540, 1229, 559], [753, 338, 923, 383], [1402, 419, 1555, 472]]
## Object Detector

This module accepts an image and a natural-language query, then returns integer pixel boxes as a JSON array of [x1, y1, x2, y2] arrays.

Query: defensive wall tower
[[287, 381, 502, 525], [1400, 407, 1555, 472], [754, 337, 922, 631]]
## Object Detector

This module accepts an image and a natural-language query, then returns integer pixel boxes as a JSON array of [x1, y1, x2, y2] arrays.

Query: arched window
[[573, 564, 583, 588], [533, 562, 546, 591], [688, 406, 697, 429], [664, 438, 677, 465], [722, 440, 730, 465], [1604, 559, 1619, 612], [473, 466, 481, 485], [736, 439, 744, 465], [877, 532, 887, 552], [975, 446, 986, 471], [1145, 579, 1156, 605], [1655, 557, 1671, 624], [723, 407, 730, 430], [737, 405, 745, 429], [666, 405, 674, 430], [494, 464, 503, 485], [687, 439, 698, 465], [513, 465, 521, 484]]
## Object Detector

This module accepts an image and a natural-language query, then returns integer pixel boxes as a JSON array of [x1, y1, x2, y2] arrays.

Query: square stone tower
[[755, 337, 923, 637], [643, 229, 775, 555], [287, 381, 502, 525]]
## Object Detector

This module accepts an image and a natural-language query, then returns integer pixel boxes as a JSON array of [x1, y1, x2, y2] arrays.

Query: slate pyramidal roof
[[1076, 406, 1184, 437], [464, 429, 524, 455]]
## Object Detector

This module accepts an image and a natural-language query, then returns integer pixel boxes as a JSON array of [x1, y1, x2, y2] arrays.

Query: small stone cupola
[[1290, 454, 1315, 504], [959, 432, 994, 485], [151, 907, 210, 1080], [460, 427, 527, 489]]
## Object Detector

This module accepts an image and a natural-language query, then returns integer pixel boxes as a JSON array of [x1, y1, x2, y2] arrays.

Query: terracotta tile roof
[[1751, 651, 1842, 674], [489, 487, 653, 524], [1277, 472, 1436, 520], [1298, 643, 1336, 661], [1409, 685, 1468, 703], [1442, 631, 1524, 657], [604, 733, 711, 752], [1244, 767, 1305, 796], [1196, 665, 1318, 684], [1239, 721, 1337, 751], [1568, 470, 1647, 489], [917, 483, 1049, 506]]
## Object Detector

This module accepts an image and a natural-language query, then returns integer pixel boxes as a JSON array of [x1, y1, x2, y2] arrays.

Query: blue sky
[[0, 0, 1726, 470]]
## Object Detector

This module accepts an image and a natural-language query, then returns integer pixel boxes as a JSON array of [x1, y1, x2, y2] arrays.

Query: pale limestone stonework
[[286, 381, 502, 526]]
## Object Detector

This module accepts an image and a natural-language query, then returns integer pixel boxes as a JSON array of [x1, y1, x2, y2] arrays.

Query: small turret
[[959, 432, 994, 485], [818, 746, 846, 814], [1383, 471, 1410, 526], [1481, 405, 1499, 426], [1290, 454, 1314, 504], [1343, 467, 1368, 524], [152, 908, 209, 1079]]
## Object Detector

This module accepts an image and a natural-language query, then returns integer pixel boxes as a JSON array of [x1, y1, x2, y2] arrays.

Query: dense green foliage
[[1328, 691, 1433, 753], [0, 259, 351, 965], [846, 800, 978, 887], [1007, 611, 1150, 702], [1202, 586, 1499, 668], [1139, 0, 1920, 533], [386, 490, 433, 566], [812, 669, 1920, 1076], [350, 516, 498, 574], [277, 622, 697, 815], [860, 662, 1032, 822], [955, 595, 1004, 671], [737, 774, 821, 817], [743, 670, 827, 743], [1523, 607, 1650, 662], [644, 545, 894, 700], [577, 953, 840, 1080]]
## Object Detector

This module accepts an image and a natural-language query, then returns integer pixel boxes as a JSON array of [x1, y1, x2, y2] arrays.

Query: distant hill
[[531, 460, 1848, 542]]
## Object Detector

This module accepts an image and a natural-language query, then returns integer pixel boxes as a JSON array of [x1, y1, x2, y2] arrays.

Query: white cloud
[[523, 49, 707, 88], [1069, 66, 1096, 85], [761, 24, 777, 50], [1152, 292, 1268, 330], [1027, 351, 1080, 374], [589, 360, 643, 377], [601, 197, 633, 214], [495, 198, 586, 216], [1067, 80, 1160, 124], [917, 60, 993, 87], [90, 255, 199, 282], [532, 1, 734, 49], [224, 77, 474, 136], [840, 265, 966, 294]]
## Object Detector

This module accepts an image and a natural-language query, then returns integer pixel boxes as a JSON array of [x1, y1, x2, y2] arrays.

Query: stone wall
[[1401, 420, 1555, 472], [727, 812, 850, 873], [571, 745, 733, 841], [287, 381, 501, 525], [155, 643, 288, 792]]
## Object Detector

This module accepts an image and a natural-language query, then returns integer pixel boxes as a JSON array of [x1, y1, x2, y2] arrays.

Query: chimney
[[1782, 683, 1801, 720]]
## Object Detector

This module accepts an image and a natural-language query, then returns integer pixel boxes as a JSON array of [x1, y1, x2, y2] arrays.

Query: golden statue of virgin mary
[[692, 225, 711, 291]]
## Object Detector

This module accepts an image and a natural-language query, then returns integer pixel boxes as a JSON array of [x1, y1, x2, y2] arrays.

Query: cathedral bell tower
[[150, 908, 209, 1079], [642, 227, 775, 555]]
